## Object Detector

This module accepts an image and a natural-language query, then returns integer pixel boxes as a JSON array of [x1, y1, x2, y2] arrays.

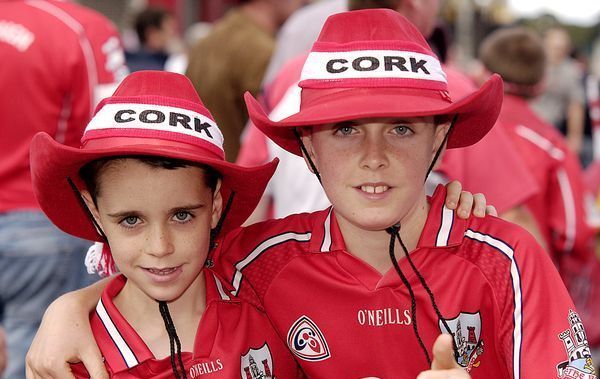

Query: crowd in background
[[1, 0, 599, 378]]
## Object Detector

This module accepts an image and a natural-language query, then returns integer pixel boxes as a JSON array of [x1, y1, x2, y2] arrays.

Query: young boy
[[29, 70, 302, 378], [26, 10, 582, 379]]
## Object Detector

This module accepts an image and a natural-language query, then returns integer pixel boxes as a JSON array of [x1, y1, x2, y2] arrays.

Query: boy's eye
[[392, 125, 412, 136], [121, 216, 140, 227], [335, 125, 356, 136], [174, 211, 192, 222]]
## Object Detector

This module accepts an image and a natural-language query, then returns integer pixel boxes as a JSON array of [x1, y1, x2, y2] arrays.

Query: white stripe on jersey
[[435, 205, 454, 247], [514, 125, 565, 161], [556, 168, 576, 253], [212, 272, 231, 300], [465, 229, 522, 379], [231, 232, 312, 296], [320, 208, 333, 252], [95, 299, 139, 368], [26, 0, 98, 120]]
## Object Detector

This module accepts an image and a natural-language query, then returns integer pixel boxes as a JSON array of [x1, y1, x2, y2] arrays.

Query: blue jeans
[[0, 211, 98, 379]]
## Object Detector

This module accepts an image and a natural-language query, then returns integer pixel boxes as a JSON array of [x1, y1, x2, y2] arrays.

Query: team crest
[[240, 343, 274, 379], [439, 311, 484, 372], [286, 315, 331, 361], [556, 310, 597, 379]]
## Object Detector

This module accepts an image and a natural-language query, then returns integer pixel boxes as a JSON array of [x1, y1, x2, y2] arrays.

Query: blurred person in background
[[478, 27, 600, 358], [531, 26, 586, 157], [0, 1, 127, 378], [185, 0, 307, 161], [163, 21, 212, 74], [125, 7, 178, 72], [238, 0, 546, 250]]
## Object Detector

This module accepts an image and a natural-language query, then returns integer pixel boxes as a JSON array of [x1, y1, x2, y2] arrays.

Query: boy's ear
[[210, 179, 223, 229], [80, 189, 104, 232], [430, 121, 451, 169], [298, 127, 319, 174]]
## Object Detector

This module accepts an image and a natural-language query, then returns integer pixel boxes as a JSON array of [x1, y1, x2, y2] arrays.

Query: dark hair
[[134, 8, 171, 45], [79, 156, 221, 204], [479, 27, 546, 86], [348, 0, 402, 11]]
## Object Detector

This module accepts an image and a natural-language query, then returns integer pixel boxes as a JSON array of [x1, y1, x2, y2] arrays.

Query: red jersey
[[71, 272, 302, 378], [214, 186, 596, 378], [437, 67, 539, 214], [499, 94, 594, 261], [0, 0, 126, 212], [498, 94, 600, 346]]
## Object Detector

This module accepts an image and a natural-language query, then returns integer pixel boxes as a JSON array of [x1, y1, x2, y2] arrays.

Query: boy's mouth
[[358, 184, 390, 194], [145, 266, 180, 275]]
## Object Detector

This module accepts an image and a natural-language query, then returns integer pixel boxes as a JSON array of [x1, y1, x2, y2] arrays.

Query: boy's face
[[300, 117, 448, 232], [86, 159, 221, 302]]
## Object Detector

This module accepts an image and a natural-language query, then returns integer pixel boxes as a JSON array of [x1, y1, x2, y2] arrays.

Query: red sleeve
[[439, 124, 539, 214], [237, 123, 270, 167], [548, 149, 595, 261], [85, 16, 127, 85], [499, 227, 596, 378]]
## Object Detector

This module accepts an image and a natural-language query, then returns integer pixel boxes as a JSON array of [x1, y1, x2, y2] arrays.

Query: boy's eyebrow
[[106, 203, 206, 218]]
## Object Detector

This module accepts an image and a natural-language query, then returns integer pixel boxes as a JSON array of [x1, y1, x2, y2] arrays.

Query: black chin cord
[[293, 129, 322, 184], [388, 226, 459, 363], [159, 301, 187, 379], [386, 224, 431, 366]]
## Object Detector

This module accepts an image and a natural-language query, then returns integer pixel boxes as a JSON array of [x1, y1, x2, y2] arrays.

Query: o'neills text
[[358, 308, 411, 327], [189, 359, 223, 378]]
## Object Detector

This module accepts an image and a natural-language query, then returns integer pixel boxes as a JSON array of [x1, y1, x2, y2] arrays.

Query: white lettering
[[189, 359, 223, 378], [357, 308, 412, 327], [0, 21, 35, 52]]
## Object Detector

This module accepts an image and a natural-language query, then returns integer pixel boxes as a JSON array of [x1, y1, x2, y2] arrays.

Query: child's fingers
[[471, 193, 487, 218], [444, 180, 462, 209], [485, 204, 498, 217], [80, 346, 109, 379], [456, 191, 474, 219]]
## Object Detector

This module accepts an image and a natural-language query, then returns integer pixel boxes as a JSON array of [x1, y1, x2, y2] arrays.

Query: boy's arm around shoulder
[[26, 278, 109, 379], [473, 217, 596, 378]]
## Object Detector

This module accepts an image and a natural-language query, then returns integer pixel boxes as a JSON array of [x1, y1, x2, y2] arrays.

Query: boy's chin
[[143, 287, 187, 303]]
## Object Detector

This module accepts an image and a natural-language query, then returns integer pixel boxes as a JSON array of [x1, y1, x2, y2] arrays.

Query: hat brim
[[30, 133, 277, 241], [245, 74, 503, 156]]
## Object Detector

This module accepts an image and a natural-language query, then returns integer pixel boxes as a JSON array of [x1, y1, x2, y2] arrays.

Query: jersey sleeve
[[439, 124, 540, 214], [498, 227, 597, 378], [83, 14, 127, 104]]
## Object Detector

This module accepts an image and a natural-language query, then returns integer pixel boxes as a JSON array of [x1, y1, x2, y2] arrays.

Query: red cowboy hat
[[245, 9, 503, 156], [31, 70, 277, 242]]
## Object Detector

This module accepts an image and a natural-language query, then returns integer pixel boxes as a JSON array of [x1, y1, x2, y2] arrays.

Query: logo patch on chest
[[286, 315, 331, 362], [240, 343, 274, 379], [439, 311, 485, 372]]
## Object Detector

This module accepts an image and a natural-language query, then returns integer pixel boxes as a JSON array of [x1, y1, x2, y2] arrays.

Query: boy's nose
[[146, 226, 175, 257], [360, 135, 389, 170]]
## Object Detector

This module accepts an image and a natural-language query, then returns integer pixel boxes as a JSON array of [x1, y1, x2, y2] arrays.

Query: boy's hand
[[444, 180, 497, 219], [26, 283, 108, 379], [416, 334, 470, 379]]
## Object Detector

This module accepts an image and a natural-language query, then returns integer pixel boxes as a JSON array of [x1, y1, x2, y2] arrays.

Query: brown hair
[[348, 0, 402, 11], [479, 26, 545, 87]]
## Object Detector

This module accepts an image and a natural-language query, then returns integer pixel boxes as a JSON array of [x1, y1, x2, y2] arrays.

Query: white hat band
[[84, 103, 224, 150]]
